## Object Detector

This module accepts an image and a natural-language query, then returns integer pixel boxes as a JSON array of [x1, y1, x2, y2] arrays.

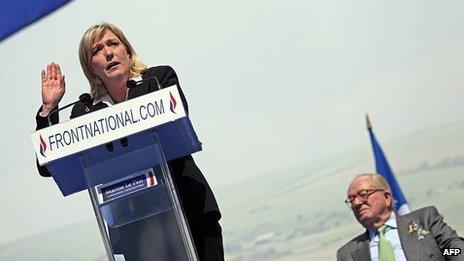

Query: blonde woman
[[36, 23, 223, 261]]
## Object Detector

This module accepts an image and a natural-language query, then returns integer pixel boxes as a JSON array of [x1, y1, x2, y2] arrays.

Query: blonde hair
[[78, 23, 147, 100]]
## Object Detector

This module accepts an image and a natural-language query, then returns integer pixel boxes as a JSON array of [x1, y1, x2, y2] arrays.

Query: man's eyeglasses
[[344, 189, 385, 206]]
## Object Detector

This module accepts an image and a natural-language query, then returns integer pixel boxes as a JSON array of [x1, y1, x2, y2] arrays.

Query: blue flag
[[367, 117, 411, 215], [0, 0, 71, 42]]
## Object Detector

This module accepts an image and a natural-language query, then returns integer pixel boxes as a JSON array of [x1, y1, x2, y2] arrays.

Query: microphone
[[126, 76, 161, 91], [47, 93, 93, 126]]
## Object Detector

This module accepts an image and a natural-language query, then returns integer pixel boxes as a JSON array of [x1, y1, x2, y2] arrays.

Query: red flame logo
[[170, 92, 177, 113], [39, 135, 47, 157]]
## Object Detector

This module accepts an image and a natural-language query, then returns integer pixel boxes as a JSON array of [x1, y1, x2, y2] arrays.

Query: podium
[[31, 86, 199, 260]]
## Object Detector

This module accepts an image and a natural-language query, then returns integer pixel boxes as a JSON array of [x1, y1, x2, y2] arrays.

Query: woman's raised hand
[[41, 62, 66, 116]]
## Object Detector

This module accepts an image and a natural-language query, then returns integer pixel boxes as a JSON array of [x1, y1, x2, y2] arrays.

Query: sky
[[0, 0, 463, 245]]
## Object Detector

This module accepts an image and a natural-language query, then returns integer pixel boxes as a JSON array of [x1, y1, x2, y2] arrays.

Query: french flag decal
[[148, 171, 157, 186]]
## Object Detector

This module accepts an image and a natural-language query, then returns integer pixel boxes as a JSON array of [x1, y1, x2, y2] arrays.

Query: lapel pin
[[407, 220, 429, 240]]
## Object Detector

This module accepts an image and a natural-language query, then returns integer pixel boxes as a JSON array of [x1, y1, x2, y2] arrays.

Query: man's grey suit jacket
[[337, 206, 464, 261]]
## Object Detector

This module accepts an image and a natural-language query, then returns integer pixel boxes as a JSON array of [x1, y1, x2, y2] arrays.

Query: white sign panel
[[31, 86, 185, 165]]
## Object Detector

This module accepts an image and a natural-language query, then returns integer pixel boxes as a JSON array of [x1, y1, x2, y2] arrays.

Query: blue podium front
[[31, 87, 199, 261]]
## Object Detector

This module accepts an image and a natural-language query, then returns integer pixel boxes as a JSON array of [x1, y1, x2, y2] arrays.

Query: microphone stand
[[47, 93, 92, 126]]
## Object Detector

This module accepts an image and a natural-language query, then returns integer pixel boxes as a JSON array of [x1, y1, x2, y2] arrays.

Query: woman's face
[[90, 30, 130, 84]]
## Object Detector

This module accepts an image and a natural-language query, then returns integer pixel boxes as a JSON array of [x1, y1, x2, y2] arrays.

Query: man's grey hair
[[352, 173, 394, 210]]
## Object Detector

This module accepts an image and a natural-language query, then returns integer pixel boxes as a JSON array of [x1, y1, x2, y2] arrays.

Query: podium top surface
[[31, 85, 186, 166]]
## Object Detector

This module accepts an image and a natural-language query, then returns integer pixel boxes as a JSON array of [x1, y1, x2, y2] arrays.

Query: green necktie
[[377, 225, 395, 261]]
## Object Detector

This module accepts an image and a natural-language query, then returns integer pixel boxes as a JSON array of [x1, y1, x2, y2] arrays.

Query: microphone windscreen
[[79, 93, 92, 105]]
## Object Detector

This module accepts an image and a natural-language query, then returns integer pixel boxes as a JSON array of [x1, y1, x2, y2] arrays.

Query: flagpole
[[366, 113, 372, 131]]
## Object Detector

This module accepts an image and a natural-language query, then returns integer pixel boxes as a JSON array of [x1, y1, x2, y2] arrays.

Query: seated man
[[337, 173, 464, 261]]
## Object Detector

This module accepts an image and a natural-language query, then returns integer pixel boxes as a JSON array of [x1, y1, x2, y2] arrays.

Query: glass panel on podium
[[79, 130, 197, 261]]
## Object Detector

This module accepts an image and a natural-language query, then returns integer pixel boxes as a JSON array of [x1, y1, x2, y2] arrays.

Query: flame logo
[[169, 92, 177, 114], [39, 135, 47, 157]]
